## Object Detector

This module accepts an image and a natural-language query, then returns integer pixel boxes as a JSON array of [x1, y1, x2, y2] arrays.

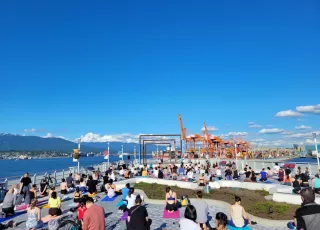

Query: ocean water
[[0, 155, 130, 179], [0, 156, 317, 180]]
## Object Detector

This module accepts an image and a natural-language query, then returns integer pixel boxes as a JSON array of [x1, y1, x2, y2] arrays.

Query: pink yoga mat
[[163, 208, 180, 218]]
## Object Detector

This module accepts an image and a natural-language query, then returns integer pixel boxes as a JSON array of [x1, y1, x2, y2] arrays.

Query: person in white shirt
[[153, 167, 159, 178], [273, 163, 280, 174], [119, 167, 124, 176], [215, 167, 222, 179], [125, 188, 137, 209], [187, 170, 194, 182], [179, 205, 202, 230]]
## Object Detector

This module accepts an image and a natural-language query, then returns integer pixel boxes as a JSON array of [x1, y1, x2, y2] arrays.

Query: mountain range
[[0, 133, 168, 153]]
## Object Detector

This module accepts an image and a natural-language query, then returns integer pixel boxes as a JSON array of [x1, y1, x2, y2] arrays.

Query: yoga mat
[[162, 208, 180, 218], [0, 211, 26, 223], [120, 211, 128, 221], [15, 204, 28, 211], [116, 200, 127, 207], [101, 195, 117, 202], [264, 181, 273, 184], [227, 225, 251, 230]]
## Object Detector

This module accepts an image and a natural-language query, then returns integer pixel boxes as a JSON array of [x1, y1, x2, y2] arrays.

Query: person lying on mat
[[198, 174, 206, 187], [179, 205, 201, 230], [106, 180, 116, 198], [127, 195, 152, 230], [215, 212, 228, 230], [193, 191, 208, 230], [165, 187, 177, 213], [229, 196, 256, 228], [1, 188, 16, 216]]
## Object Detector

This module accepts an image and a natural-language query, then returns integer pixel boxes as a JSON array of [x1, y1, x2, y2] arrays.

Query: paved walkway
[[5, 192, 289, 230]]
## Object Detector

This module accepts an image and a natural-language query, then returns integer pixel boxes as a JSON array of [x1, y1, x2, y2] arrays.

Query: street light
[[234, 138, 238, 169], [313, 132, 319, 169], [121, 144, 124, 161], [107, 142, 110, 167]]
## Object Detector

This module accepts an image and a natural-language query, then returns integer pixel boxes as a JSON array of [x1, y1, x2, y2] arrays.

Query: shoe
[[251, 221, 257, 225]]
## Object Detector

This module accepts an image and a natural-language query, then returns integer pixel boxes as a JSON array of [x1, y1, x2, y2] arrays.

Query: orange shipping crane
[[178, 114, 196, 157]]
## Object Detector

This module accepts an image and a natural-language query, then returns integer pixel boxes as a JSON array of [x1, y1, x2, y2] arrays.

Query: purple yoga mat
[[120, 211, 128, 221], [163, 208, 180, 218]]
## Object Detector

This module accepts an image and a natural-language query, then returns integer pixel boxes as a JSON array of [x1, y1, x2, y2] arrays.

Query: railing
[[0, 162, 109, 190]]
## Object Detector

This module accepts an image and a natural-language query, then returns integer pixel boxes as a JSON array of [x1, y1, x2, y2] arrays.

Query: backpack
[[181, 196, 189, 206]]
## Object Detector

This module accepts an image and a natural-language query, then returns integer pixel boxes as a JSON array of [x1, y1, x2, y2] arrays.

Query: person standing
[[20, 172, 32, 204], [192, 191, 208, 229], [82, 197, 105, 230]]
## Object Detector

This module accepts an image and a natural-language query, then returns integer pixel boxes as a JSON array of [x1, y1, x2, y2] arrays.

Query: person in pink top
[[82, 197, 105, 230]]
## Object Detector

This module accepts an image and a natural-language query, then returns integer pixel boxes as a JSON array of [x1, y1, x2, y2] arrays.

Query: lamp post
[[107, 142, 110, 167], [313, 132, 319, 169], [121, 144, 124, 161], [78, 138, 81, 173], [234, 138, 238, 169], [156, 144, 159, 159]]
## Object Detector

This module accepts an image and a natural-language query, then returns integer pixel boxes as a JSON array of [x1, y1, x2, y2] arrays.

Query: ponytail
[[128, 188, 134, 198]]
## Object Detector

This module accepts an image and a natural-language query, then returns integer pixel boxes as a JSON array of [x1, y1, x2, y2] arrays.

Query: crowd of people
[[1, 160, 320, 230]]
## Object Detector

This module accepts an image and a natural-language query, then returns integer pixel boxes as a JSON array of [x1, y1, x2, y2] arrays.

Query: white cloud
[[251, 138, 265, 142], [296, 104, 320, 114], [281, 131, 294, 135], [77, 132, 178, 144], [284, 131, 320, 139], [275, 110, 303, 118], [249, 124, 263, 128], [24, 128, 37, 133], [259, 128, 284, 134], [43, 133, 66, 139], [295, 125, 312, 130], [78, 133, 139, 143], [248, 122, 255, 125], [201, 126, 218, 132], [221, 132, 248, 137]]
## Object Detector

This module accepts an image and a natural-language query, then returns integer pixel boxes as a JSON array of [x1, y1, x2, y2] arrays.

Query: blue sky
[[1, 0, 319, 146]]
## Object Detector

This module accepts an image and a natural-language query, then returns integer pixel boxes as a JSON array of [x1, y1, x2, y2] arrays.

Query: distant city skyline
[[1, 1, 319, 147]]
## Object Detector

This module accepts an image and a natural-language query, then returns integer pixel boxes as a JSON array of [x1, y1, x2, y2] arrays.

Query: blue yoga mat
[[116, 200, 127, 207], [227, 225, 251, 230], [102, 195, 118, 202], [0, 211, 26, 223]]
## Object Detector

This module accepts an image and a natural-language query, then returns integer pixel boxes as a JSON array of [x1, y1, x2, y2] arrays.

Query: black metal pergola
[[139, 134, 182, 164]]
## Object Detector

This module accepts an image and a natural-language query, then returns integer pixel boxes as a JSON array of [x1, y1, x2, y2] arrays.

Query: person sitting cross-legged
[[192, 191, 208, 230], [259, 168, 268, 182]]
